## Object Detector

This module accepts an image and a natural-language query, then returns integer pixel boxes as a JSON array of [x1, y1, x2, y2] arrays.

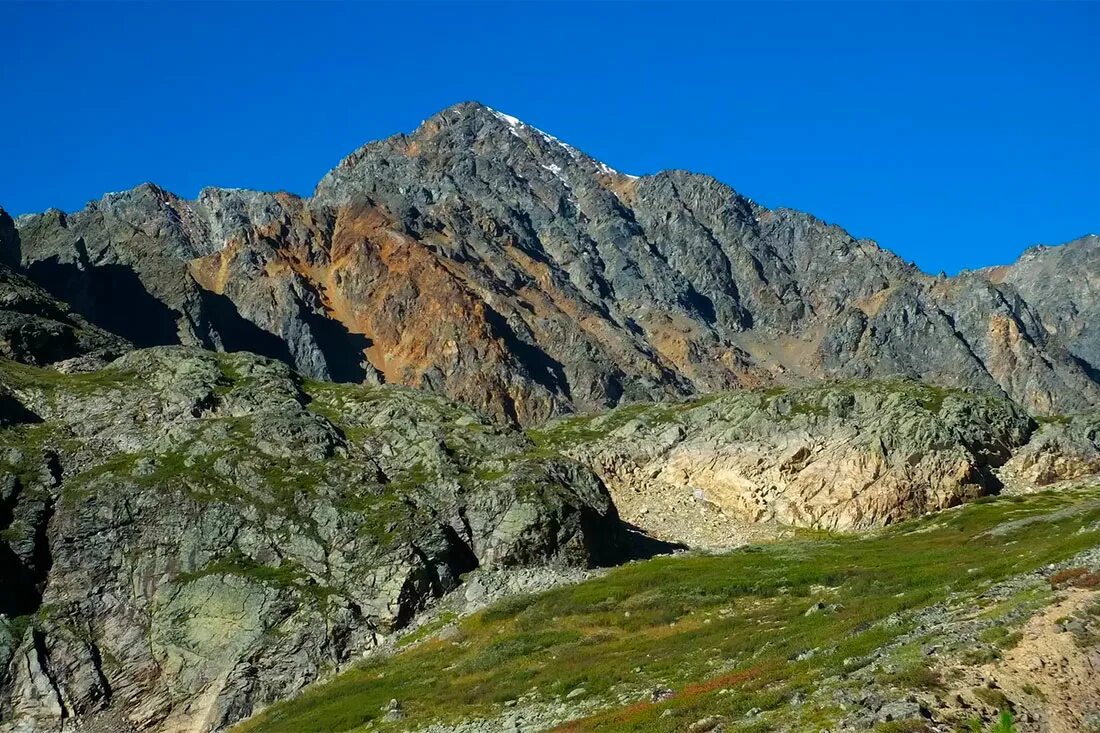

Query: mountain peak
[[315, 101, 638, 204], [13, 103, 1100, 426], [420, 100, 520, 126], [406, 100, 519, 138], [414, 101, 576, 152]]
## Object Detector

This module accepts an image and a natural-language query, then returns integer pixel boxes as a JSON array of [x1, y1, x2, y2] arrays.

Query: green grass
[[2, 614, 34, 644], [978, 626, 1022, 651], [976, 585, 1051, 621], [0, 420, 61, 488], [232, 486, 1100, 733], [174, 551, 340, 601], [395, 612, 458, 649], [880, 658, 944, 691], [176, 551, 306, 587], [1034, 414, 1072, 426], [972, 687, 1013, 711], [525, 393, 730, 453], [0, 358, 133, 395]]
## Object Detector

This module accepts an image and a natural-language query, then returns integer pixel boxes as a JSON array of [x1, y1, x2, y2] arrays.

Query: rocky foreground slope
[[233, 486, 1100, 733], [3, 337, 1099, 732], [3, 103, 1100, 423], [0, 347, 626, 733]]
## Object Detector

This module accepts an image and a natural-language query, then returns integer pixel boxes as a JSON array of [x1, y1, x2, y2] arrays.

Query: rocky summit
[[2, 102, 1100, 733], [4, 103, 1100, 424]]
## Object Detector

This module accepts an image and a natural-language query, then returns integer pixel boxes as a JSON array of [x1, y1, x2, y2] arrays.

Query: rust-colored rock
[[5, 103, 1100, 422]]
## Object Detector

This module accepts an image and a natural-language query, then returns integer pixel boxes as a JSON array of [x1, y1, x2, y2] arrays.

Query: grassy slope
[[233, 486, 1100, 733]]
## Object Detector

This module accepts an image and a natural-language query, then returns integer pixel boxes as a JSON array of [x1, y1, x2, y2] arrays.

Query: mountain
[[4, 102, 1099, 424], [3, 102, 1100, 733]]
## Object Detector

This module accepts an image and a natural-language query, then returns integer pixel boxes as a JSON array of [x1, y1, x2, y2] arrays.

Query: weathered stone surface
[[534, 381, 1035, 538], [0, 353, 1092, 731], [998, 413, 1100, 490], [0, 347, 625, 732], [5, 105, 1099, 423], [984, 234, 1100, 374]]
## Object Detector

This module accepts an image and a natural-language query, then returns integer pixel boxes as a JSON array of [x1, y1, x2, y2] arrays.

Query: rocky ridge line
[[3, 103, 1099, 423]]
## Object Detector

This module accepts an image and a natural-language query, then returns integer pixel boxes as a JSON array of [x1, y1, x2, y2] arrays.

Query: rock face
[[998, 414, 1100, 490], [4, 103, 1100, 423], [0, 337, 1090, 731], [0, 347, 625, 733], [0, 263, 129, 369], [0, 210, 129, 369], [982, 234, 1100, 376], [530, 382, 1036, 538]]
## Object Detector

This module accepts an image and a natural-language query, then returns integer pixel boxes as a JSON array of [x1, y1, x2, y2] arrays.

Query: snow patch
[[595, 161, 638, 179], [487, 106, 638, 179], [541, 162, 569, 187], [489, 108, 521, 128]]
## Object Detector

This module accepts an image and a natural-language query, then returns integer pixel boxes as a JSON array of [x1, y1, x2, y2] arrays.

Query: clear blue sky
[[2, 2, 1097, 274]]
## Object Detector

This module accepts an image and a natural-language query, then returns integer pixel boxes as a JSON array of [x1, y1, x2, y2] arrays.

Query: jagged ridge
[[2, 102, 1099, 423]]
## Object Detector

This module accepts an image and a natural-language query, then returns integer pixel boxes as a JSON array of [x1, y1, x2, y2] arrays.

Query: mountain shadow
[[618, 521, 687, 561], [197, 288, 295, 364], [302, 306, 374, 383], [25, 259, 179, 347], [484, 305, 571, 400]]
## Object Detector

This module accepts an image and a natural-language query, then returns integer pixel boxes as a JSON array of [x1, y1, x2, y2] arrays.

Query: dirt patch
[[610, 478, 786, 550], [945, 588, 1100, 732]]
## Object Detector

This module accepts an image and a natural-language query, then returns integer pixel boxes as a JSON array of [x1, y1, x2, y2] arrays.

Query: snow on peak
[[487, 107, 521, 128], [485, 106, 638, 179], [595, 161, 637, 179]]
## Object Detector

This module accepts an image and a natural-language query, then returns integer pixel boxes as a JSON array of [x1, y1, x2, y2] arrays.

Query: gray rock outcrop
[[982, 234, 1100, 376], [0, 347, 624, 732], [534, 381, 1036, 537], [998, 413, 1100, 490]]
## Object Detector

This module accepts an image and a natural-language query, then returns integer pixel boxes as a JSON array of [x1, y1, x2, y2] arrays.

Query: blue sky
[[1, 2, 1097, 274]]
